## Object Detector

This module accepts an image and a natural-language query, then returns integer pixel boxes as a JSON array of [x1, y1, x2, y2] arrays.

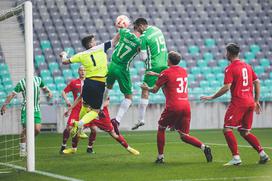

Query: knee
[[239, 130, 249, 137], [223, 128, 232, 133], [179, 132, 187, 140], [35, 128, 41, 135]]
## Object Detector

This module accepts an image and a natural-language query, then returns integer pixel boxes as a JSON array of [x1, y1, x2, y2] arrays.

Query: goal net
[[0, 1, 34, 172]]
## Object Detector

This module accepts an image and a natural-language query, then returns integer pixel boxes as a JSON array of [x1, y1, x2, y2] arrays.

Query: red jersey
[[156, 66, 189, 110], [64, 78, 83, 111], [224, 59, 258, 105]]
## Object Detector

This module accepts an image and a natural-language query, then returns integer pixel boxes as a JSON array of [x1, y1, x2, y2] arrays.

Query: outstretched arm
[[253, 79, 261, 114], [1, 92, 16, 115], [200, 84, 231, 101], [140, 83, 160, 94]]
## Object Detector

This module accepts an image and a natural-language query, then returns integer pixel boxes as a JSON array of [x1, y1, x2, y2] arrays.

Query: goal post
[[0, 1, 34, 172]]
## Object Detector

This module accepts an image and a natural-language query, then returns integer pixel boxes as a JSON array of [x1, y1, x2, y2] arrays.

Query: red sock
[[72, 136, 79, 148], [181, 135, 202, 148], [115, 134, 128, 148], [88, 131, 97, 147], [242, 133, 263, 153], [62, 128, 70, 145], [157, 127, 165, 155], [224, 131, 239, 155]]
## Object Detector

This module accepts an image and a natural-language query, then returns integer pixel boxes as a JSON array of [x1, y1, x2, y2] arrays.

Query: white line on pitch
[[0, 162, 83, 181], [167, 175, 271, 181]]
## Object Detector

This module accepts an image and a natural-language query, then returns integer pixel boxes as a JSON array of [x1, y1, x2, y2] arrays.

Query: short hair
[[133, 18, 148, 27], [78, 65, 85, 71], [168, 51, 181, 65], [81, 35, 94, 49], [226, 43, 240, 56]]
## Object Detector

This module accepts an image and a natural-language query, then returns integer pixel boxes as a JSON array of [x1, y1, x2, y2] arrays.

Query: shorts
[[224, 103, 254, 131], [21, 109, 42, 125], [67, 107, 81, 127], [107, 62, 132, 95], [82, 78, 105, 109], [85, 107, 113, 132], [143, 66, 168, 87], [158, 104, 191, 134]]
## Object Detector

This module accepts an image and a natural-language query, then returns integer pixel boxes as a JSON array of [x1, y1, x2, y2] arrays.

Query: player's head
[[168, 51, 181, 66], [226, 43, 240, 61], [81, 35, 96, 49], [133, 18, 148, 34], [78, 65, 86, 79]]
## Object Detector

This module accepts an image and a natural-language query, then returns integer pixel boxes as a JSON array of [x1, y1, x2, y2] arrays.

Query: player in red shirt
[[63, 97, 140, 155], [201, 43, 270, 165], [59, 66, 86, 153], [141, 51, 212, 164]]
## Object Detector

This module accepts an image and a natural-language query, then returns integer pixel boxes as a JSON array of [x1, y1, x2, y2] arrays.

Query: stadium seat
[[218, 59, 228, 68], [35, 55, 45, 66], [244, 52, 255, 61], [40, 40, 51, 50], [204, 38, 216, 47], [48, 62, 60, 72], [188, 45, 199, 55], [260, 58, 270, 67], [54, 76, 65, 85], [203, 52, 213, 62], [250, 44, 261, 54], [64, 47, 75, 56]]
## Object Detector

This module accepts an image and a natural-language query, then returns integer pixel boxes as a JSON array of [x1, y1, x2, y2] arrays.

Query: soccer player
[[201, 43, 270, 166], [131, 18, 168, 130], [141, 51, 212, 163], [0, 76, 52, 157], [107, 27, 141, 135], [63, 98, 140, 155], [59, 66, 87, 154], [60, 34, 119, 137]]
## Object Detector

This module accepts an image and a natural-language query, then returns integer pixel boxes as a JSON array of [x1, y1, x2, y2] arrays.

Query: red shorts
[[85, 107, 113, 132], [159, 105, 191, 134], [224, 103, 254, 131], [67, 108, 81, 126]]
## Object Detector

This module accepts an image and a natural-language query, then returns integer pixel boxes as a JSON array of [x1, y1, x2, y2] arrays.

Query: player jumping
[[141, 51, 212, 163]]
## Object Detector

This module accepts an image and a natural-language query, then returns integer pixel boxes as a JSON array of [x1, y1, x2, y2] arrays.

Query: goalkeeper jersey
[[70, 41, 112, 82], [111, 28, 140, 70], [13, 76, 45, 112], [140, 26, 168, 69]]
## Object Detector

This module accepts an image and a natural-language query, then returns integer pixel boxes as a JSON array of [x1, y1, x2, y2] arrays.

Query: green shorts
[[21, 109, 42, 125], [143, 66, 168, 87], [107, 62, 132, 95]]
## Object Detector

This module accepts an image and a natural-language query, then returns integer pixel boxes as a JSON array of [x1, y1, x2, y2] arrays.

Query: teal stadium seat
[[201, 66, 212, 74], [250, 44, 261, 54], [188, 74, 195, 82], [253, 66, 264, 75], [40, 40, 51, 50], [42, 76, 54, 85], [203, 52, 213, 62], [211, 67, 222, 74], [244, 52, 255, 62], [216, 73, 224, 82], [0, 63, 8, 71], [205, 73, 217, 81], [35, 55, 45, 67], [70, 63, 81, 71], [48, 62, 59, 72], [40, 69, 51, 78], [190, 67, 201, 75], [218, 59, 228, 68], [188, 45, 199, 55], [260, 58, 270, 67], [134, 61, 145, 70], [62, 69, 73, 78], [64, 47, 75, 57], [197, 59, 207, 67], [54, 76, 65, 85], [57, 83, 66, 92], [178, 60, 186, 68], [130, 68, 138, 76], [204, 38, 216, 48], [200, 80, 209, 88]]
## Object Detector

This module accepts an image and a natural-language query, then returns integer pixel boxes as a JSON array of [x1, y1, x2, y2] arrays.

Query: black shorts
[[82, 78, 105, 109]]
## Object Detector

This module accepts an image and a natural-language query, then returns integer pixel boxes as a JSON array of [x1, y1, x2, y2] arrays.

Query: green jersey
[[111, 28, 140, 70], [13, 76, 45, 112], [140, 26, 168, 69]]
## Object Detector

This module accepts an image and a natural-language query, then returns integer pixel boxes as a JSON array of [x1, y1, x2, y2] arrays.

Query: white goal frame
[[0, 1, 34, 172]]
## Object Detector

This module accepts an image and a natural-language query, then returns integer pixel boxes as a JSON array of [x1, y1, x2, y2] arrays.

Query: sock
[[224, 131, 239, 156], [62, 128, 70, 145], [80, 110, 98, 125], [259, 150, 266, 157], [115, 134, 128, 148], [181, 135, 202, 148], [233, 155, 240, 160], [115, 98, 132, 123], [242, 133, 263, 153], [72, 136, 79, 148], [158, 154, 164, 159], [138, 98, 149, 123], [157, 127, 166, 155], [20, 143, 26, 151], [88, 131, 97, 148], [200, 144, 206, 151]]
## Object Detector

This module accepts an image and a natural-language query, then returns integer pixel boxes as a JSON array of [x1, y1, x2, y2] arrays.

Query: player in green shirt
[[108, 28, 140, 134], [0, 76, 52, 157], [132, 18, 168, 130]]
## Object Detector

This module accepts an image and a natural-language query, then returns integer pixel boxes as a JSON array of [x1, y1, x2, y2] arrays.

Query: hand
[[140, 83, 149, 90], [146, 71, 158, 76], [254, 101, 262, 114], [98, 110, 105, 119], [66, 101, 72, 108], [64, 107, 72, 117], [48, 91, 53, 99], [1, 105, 6, 115], [59, 51, 68, 59], [200, 96, 213, 101]]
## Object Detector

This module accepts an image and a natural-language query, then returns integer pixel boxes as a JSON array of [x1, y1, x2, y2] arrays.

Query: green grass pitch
[[0, 128, 271, 181]]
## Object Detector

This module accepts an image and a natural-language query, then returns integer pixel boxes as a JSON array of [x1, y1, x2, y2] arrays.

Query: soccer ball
[[115, 15, 130, 28]]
